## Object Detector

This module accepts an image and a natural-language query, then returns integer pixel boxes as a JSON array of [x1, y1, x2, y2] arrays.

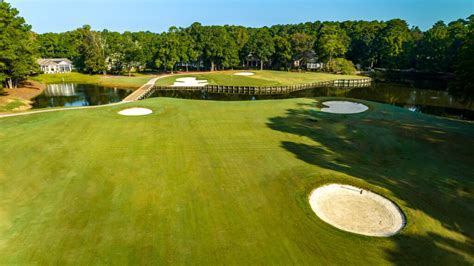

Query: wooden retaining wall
[[152, 78, 372, 96]]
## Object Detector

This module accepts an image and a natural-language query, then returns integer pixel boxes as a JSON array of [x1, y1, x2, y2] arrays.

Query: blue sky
[[8, 0, 473, 33]]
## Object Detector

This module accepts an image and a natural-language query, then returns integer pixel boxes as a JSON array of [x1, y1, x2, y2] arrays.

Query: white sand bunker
[[320, 101, 368, 114], [118, 107, 153, 116], [234, 72, 255, 76], [173, 77, 208, 87], [309, 184, 405, 237]]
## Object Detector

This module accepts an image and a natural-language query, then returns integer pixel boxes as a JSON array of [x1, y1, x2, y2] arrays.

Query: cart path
[[122, 76, 167, 102]]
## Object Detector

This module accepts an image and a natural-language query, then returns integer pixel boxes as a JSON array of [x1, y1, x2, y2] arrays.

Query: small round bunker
[[118, 107, 153, 116], [234, 72, 255, 76], [309, 184, 405, 237], [320, 101, 369, 114]]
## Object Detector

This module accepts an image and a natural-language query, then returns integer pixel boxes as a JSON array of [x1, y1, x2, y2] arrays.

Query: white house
[[37, 58, 73, 74], [307, 62, 324, 70], [293, 58, 324, 70]]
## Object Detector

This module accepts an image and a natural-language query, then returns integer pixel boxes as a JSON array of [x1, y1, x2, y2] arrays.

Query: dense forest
[[35, 18, 474, 74], [0, 1, 473, 93]]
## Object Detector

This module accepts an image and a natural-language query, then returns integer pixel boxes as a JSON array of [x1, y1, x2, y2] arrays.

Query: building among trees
[[245, 53, 261, 68], [306, 60, 324, 70], [37, 58, 73, 74], [293, 58, 324, 70]]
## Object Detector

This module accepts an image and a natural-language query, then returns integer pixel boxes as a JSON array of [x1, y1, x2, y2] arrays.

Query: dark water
[[32, 83, 133, 108], [152, 82, 474, 120]]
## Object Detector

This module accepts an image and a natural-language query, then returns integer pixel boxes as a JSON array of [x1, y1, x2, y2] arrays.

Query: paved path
[[0, 101, 127, 119], [0, 76, 170, 119]]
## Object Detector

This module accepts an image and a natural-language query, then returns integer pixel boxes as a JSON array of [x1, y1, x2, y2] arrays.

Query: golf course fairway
[[0, 97, 472, 265]]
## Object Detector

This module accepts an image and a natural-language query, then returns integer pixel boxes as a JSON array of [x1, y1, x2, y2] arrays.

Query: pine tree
[[0, 1, 37, 89]]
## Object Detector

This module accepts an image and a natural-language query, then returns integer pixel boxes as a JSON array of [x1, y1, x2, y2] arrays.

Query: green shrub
[[328, 58, 357, 74]]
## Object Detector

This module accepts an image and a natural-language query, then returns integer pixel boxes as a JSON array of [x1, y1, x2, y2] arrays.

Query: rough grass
[[31, 72, 156, 89], [0, 97, 472, 265], [155, 70, 365, 87], [0, 81, 45, 113], [0, 98, 29, 112]]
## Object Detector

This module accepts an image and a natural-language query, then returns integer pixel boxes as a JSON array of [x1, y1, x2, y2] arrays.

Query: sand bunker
[[309, 184, 405, 237], [118, 107, 153, 116], [173, 77, 208, 87], [320, 101, 368, 114], [234, 72, 255, 76]]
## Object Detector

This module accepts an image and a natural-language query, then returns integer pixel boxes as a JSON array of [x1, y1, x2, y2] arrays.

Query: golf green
[[0, 97, 472, 265], [154, 70, 364, 87]]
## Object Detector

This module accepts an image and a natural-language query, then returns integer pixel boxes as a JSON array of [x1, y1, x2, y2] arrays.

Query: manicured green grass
[[0, 98, 472, 264], [31, 72, 156, 88], [155, 70, 365, 87]]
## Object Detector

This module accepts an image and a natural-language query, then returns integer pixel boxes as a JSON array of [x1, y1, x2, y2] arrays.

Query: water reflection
[[152, 82, 474, 120], [341, 83, 473, 111], [33, 83, 133, 108], [44, 83, 77, 97]]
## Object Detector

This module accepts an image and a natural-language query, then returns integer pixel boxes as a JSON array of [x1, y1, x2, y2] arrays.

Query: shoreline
[[0, 73, 158, 114], [0, 80, 46, 114], [30, 73, 157, 90]]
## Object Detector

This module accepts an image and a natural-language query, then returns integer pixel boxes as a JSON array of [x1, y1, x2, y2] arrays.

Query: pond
[[32, 83, 133, 108], [151, 82, 474, 120]]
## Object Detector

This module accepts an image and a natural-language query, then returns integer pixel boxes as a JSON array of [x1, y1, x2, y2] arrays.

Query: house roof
[[246, 53, 259, 61], [37, 58, 73, 66], [307, 58, 320, 63]]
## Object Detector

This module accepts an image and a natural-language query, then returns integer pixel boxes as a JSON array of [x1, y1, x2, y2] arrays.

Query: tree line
[[0, 1, 473, 92], [35, 17, 474, 74], [35, 18, 473, 75]]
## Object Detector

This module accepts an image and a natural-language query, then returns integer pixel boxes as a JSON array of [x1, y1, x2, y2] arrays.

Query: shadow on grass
[[267, 100, 474, 264]]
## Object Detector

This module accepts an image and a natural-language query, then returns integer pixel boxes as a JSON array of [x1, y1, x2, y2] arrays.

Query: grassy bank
[[0, 97, 472, 264], [0, 81, 46, 113], [31, 72, 156, 89], [155, 70, 365, 86], [0, 98, 29, 112]]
